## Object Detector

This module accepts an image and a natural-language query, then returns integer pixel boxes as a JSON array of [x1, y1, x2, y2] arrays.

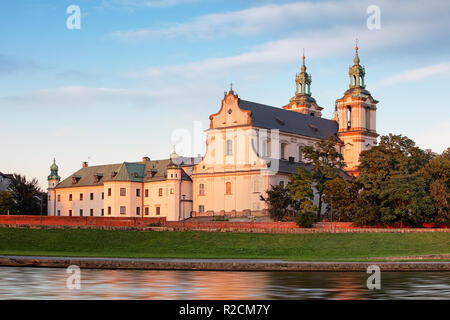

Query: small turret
[[47, 158, 61, 189], [282, 50, 323, 117]]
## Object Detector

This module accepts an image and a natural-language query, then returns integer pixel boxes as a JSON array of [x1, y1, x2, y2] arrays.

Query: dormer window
[[93, 173, 103, 183], [111, 171, 117, 178], [71, 175, 81, 184]]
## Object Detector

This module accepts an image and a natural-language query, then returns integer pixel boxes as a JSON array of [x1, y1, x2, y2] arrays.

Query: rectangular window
[[226, 139, 233, 156], [145, 207, 149, 216], [120, 206, 126, 215], [253, 179, 261, 193], [108, 206, 111, 215], [90, 209, 94, 216], [57, 210, 61, 216], [298, 146, 303, 162], [80, 193, 83, 201], [281, 143, 288, 160], [145, 189, 149, 197], [280, 181, 284, 187], [198, 205, 205, 213], [199, 183, 205, 196], [108, 188, 112, 196], [69, 194, 72, 201], [48, 195, 51, 201], [158, 188, 163, 196], [79, 209, 83, 217], [69, 210, 72, 216], [155, 206, 160, 215], [101, 208, 104, 216], [120, 188, 126, 196], [90, 193, 94, 200], [136, 207, 140, 215], [57, 194, 61, 202], [102, 192, 104, 200], [136, 189, 141, 197]]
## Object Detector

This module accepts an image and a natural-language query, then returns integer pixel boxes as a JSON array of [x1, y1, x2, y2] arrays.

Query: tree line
[[261, 134, 449, 227], [0, 174, 46, 215]]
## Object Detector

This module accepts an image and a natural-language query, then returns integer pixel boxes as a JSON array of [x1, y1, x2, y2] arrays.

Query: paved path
[[1, 255, 450, 272]]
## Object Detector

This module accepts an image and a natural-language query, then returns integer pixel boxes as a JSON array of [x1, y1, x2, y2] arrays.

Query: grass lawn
[[0, 228, 449, 261]]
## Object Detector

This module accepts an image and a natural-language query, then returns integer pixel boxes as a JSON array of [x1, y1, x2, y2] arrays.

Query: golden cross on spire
[[230, 82, 233, 91], [355, 38, 359, 51]]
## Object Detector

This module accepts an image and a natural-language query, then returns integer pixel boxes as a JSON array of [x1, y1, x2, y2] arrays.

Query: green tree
[[9, 174, 44, 215], [288, 167, 317, 227], [301, 136, 345, 220], [378, 174, 435, 226], [260, 184, 291, 221], [323, 177, 358, 222], [358, 134, 433, 191], [429, 179, 449, 224], [416, 147, 450, 224], [0, 191, 15, 215], [355, 134, 435, 226]]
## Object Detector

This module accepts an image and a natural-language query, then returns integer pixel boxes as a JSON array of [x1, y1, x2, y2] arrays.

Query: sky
[[0, 0, 449, 189]]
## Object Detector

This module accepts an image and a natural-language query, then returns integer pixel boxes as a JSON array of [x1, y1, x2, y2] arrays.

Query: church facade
[[47, 46, 378, 220]]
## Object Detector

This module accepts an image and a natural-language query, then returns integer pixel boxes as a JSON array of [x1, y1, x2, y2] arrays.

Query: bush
[[296, 211, 316, 228], [212, 216, 229, 221]]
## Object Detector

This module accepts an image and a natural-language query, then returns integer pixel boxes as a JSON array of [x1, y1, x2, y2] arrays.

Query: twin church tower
[[284, 45, 378, 175]]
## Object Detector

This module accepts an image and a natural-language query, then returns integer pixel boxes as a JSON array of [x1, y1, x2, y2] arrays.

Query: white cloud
[[102, 0, 199, 9], [128, 20, 439, 84], [111, 0, 450, 41], [112, 1, 365, 41], [1, 86, 165, 108], [377, 62, 450, 87]]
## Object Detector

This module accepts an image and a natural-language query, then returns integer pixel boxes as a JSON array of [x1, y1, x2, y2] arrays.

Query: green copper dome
[[48, 158, 61, 181]]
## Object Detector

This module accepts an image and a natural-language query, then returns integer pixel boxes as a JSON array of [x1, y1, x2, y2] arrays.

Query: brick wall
[[0, 215, 165, 227]]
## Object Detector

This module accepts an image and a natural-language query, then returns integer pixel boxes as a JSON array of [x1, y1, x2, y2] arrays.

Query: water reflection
[[0, 267, 449, 299]]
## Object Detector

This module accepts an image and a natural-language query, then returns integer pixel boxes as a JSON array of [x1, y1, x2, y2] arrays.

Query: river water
[[0, 267, 449, 299]]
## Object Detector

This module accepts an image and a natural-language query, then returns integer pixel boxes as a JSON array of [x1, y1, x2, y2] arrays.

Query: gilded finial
[[353, 39, 360, 65]]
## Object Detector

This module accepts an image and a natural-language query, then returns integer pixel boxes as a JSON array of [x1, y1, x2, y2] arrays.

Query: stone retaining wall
[[1, 256, 449, 271], [0, 216, 449, 233]]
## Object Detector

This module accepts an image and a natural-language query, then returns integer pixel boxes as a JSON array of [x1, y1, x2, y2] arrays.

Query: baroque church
[[47, 45, 378, 220]]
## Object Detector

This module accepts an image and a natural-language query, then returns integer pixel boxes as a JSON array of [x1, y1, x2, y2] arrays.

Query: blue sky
[[1, 0, 449, 189]]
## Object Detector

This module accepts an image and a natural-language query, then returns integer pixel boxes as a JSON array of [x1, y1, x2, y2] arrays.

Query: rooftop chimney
[[82, 161, 88, 168]]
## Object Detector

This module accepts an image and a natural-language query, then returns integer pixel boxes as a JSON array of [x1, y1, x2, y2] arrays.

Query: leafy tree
[[9, 174, 44, 215], [358, 134, 433, 191], [260, 184, 291, 221], [301, 136, 345, 220], [288, 168, 317, 226], [355, 134, 436, 226], [416, 148, 450, 224], [0, 191, 15, 215], [323, 177, 358, 222], [429, 179, 449, 224], [378, 174, 435, 226], [352, 189, 381, 226]]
